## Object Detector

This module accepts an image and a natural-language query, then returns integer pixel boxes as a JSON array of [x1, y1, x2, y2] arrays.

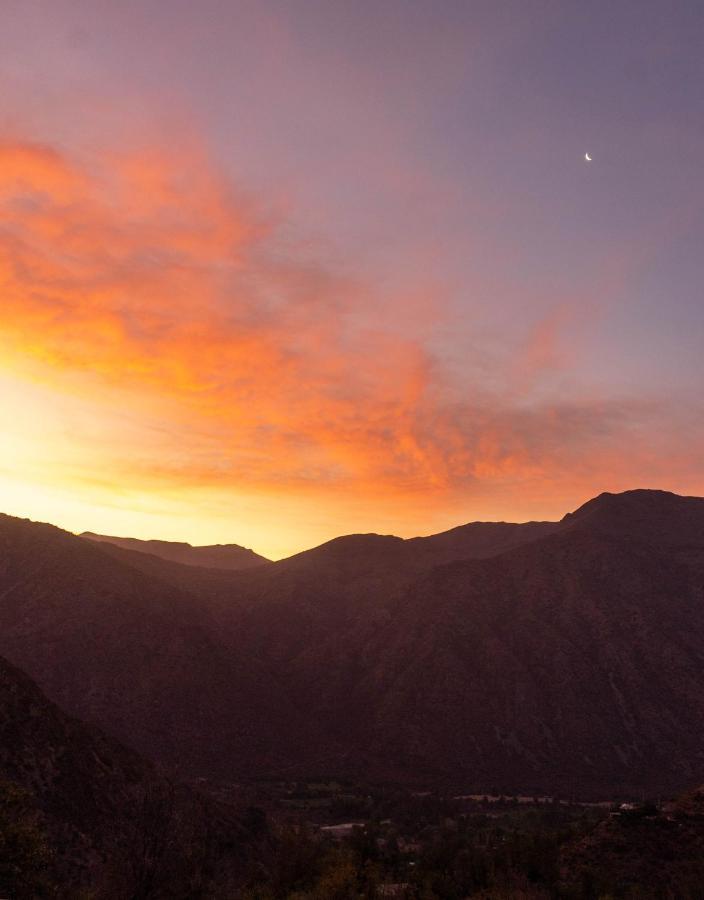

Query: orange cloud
[[0, 137, 445, 492], [1, 133, 703, 555]]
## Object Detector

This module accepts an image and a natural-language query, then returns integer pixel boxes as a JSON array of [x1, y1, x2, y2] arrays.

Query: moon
[[585, 152, 592, 162]]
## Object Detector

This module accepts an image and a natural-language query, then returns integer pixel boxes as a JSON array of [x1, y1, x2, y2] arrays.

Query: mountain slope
[[87, 518, 567, 672], [0, 653, 264, 896], [0, 514, 319, 779], [0, 652, 153, 888], [196, 489, 704, 793], [349, 523, 704, 793]]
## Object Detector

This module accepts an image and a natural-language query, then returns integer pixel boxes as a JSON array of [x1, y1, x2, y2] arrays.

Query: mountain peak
[[565, 488, 690, 518], [561, 488, 704, 545]]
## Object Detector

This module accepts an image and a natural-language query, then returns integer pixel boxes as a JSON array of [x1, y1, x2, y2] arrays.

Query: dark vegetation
[[0, 653, 268, 897], [228, 783, 704, 898], [6, 763, 704, 898]]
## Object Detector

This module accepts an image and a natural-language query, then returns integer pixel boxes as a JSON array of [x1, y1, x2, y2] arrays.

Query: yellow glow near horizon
[[1, 136, 702, 558]]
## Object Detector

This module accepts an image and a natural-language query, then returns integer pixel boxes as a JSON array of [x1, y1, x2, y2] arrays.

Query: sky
[[0, 0, 703, 558]]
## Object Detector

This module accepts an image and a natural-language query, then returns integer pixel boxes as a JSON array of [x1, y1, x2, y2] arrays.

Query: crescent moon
[[585, 153, 592, 162]]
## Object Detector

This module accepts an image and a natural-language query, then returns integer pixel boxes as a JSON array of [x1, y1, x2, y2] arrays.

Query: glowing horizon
[[1, 2, 703, 559]]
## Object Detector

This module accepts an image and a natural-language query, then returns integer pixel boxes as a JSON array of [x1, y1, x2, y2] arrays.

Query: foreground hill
[[0, 654, 257, 896], [2, 490, 704, 795], [81, 531, 270, 569], [561, 787, 704, 897], [0, 652, 152, 890]]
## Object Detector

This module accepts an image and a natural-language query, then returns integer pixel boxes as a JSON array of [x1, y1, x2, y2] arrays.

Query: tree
[[0, 780, 53, 898]]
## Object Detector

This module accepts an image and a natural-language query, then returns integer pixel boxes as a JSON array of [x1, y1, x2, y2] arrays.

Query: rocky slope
[[0, 652, 264, 896]]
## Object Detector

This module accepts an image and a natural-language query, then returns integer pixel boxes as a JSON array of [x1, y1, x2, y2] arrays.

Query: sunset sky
[[1, 0, 703, 558]]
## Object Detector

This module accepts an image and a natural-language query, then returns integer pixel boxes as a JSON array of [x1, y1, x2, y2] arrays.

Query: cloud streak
[[0, 137, 442, 489]]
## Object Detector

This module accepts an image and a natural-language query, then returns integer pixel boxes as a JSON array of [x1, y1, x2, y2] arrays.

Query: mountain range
[[2, 488, 704, 796]]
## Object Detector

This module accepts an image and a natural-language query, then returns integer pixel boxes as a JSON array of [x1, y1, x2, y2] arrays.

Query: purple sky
[[1, 0, 703, 555]]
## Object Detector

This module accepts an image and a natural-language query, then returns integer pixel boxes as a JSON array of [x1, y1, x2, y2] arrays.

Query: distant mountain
[[81, 531, 270, 569], [3, 489, 704, 796], [407, 517, 560, 559]]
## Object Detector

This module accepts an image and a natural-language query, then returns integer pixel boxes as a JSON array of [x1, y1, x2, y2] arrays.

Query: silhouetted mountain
[[348, 525, 704, 793], [208, 489, 704, 793], [0, 652, 154, 887], [0, 514, 317, 779], [81, 531, 270, 569], [90, 518, 566, 666], [0, 652, 269, 896], [0, 656, 250, 896], [2, 490, 704, 796], [407, 517, 560, 558]]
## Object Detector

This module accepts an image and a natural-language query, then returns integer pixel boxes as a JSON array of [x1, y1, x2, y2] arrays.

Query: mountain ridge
[[2, 488, 704, 795], [80, 531, 270, 570], [82, 487, 700, 568]]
